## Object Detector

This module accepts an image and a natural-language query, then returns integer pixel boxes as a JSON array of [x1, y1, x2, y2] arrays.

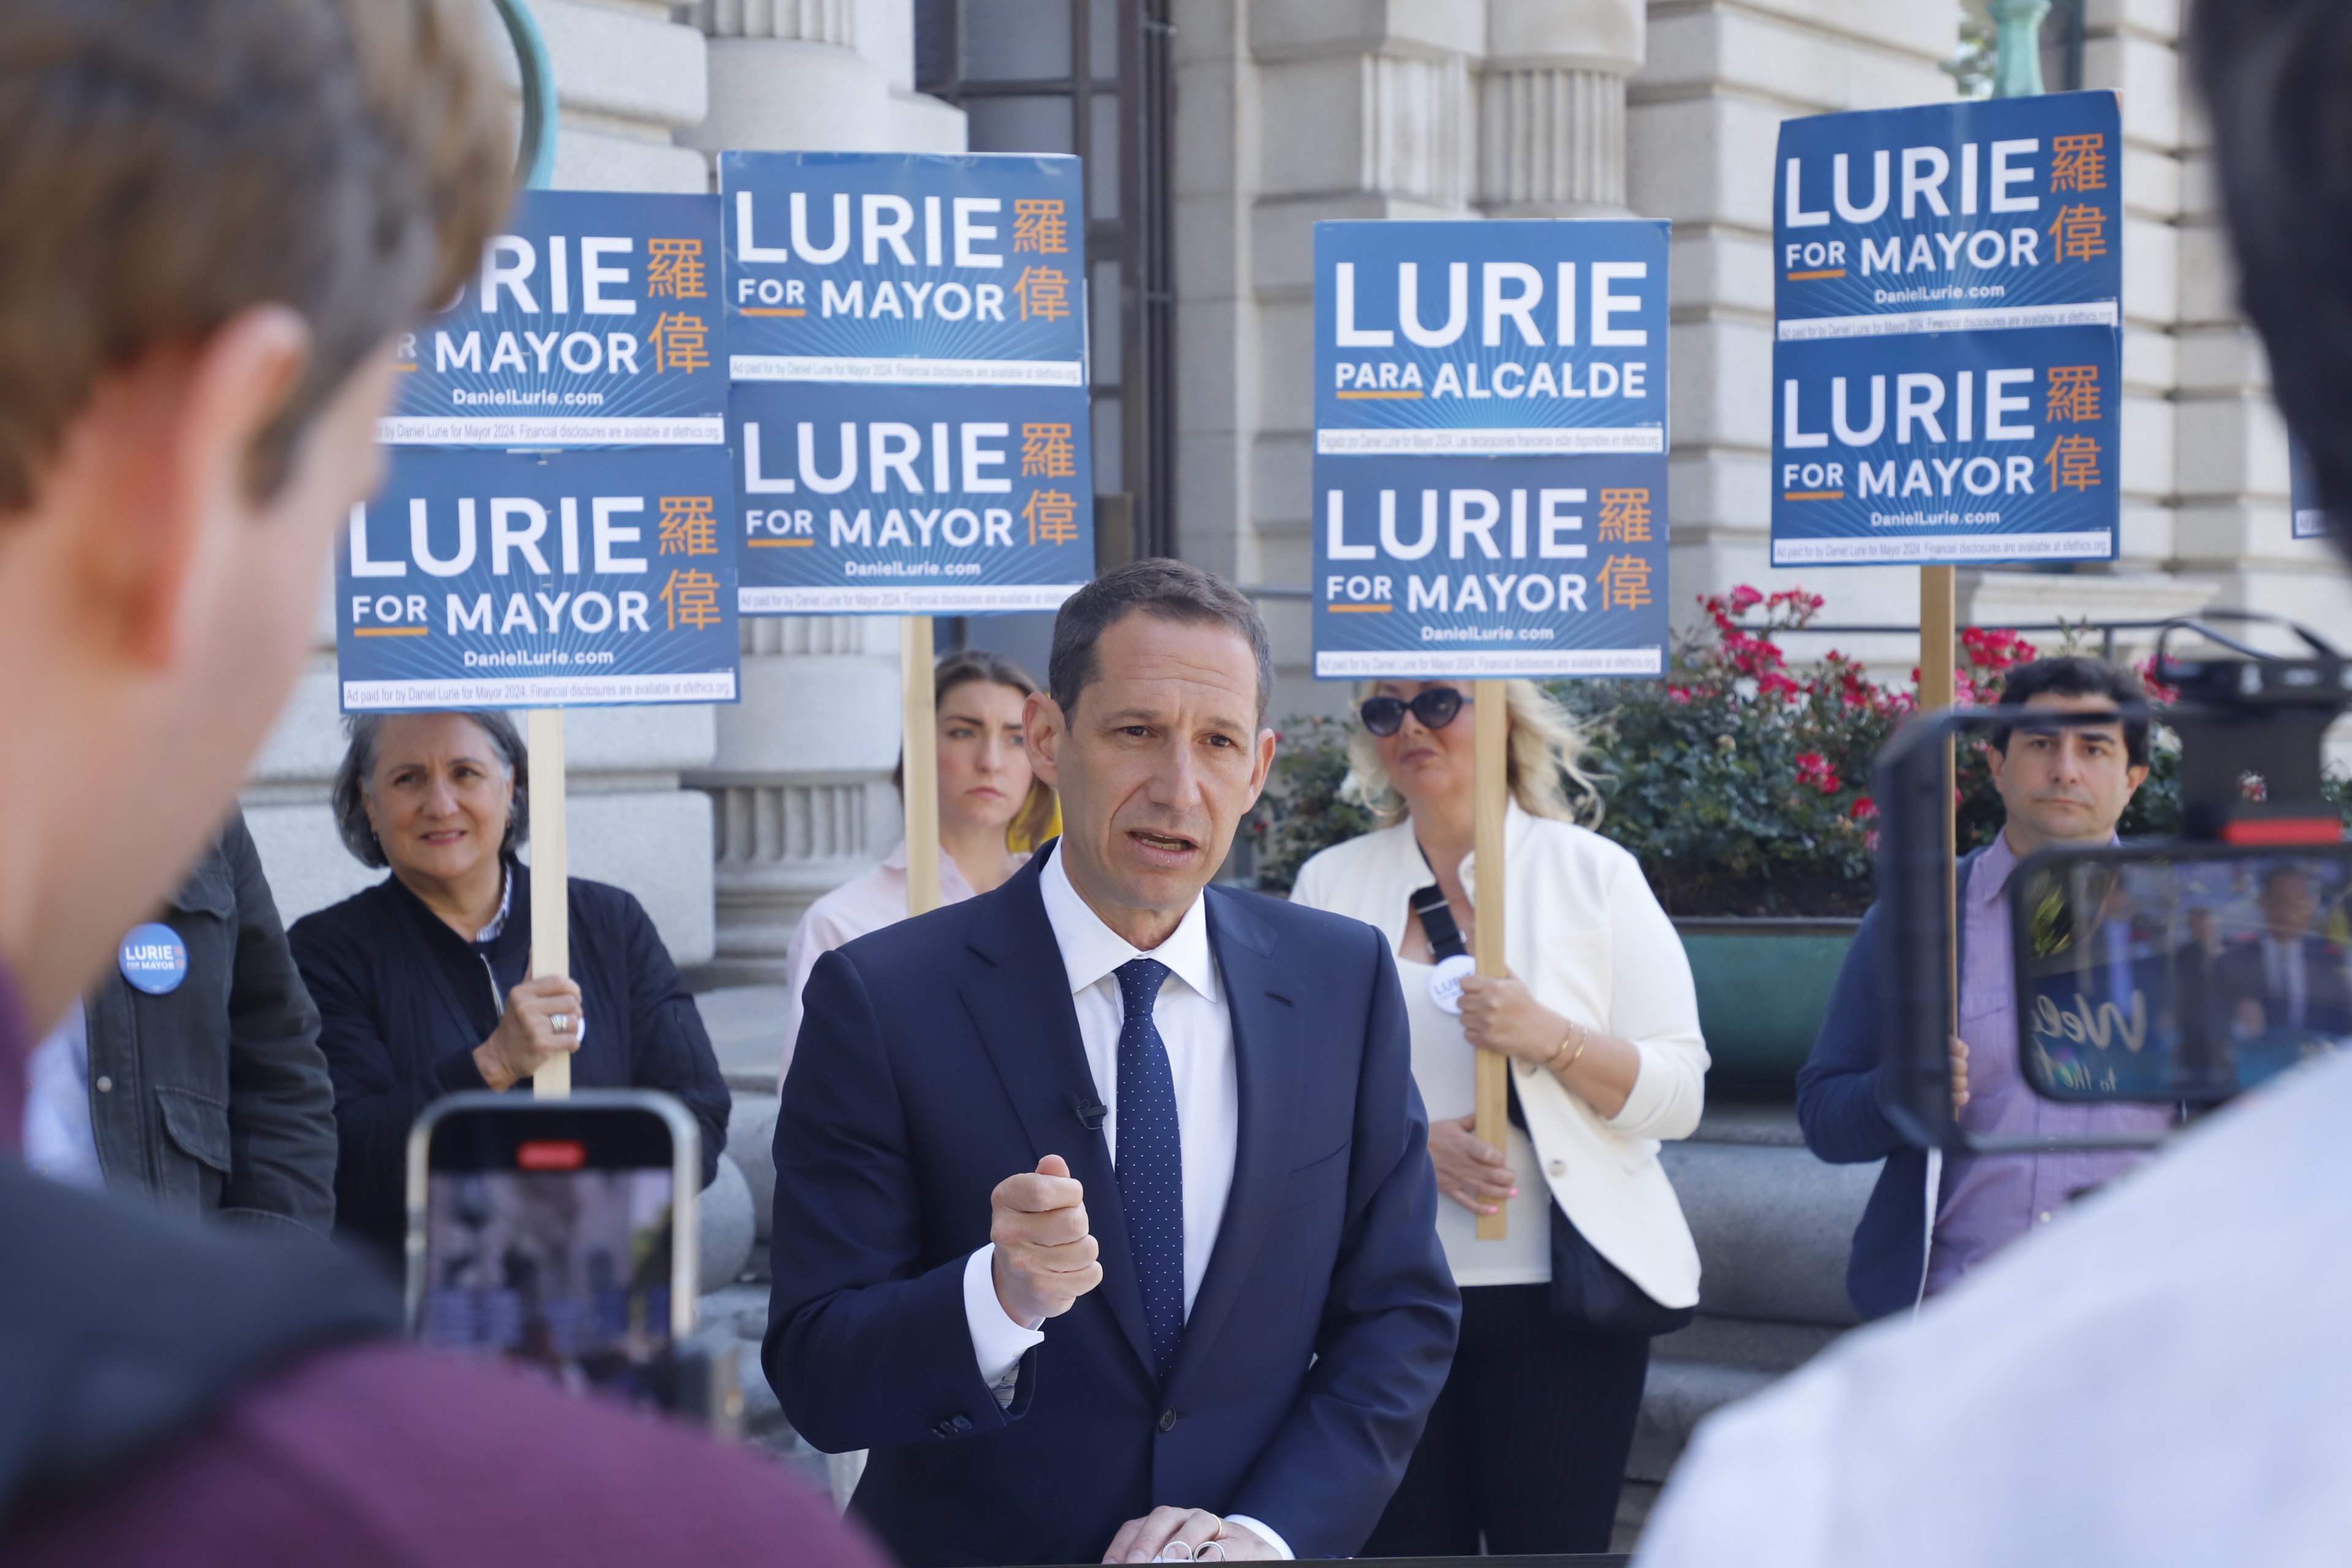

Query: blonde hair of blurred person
[[1288, 677, 1708, 1555], [780, 650, 1057, 1088]]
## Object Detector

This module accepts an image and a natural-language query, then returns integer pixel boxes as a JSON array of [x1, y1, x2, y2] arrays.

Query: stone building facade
[[245, 0, 2344, 967]]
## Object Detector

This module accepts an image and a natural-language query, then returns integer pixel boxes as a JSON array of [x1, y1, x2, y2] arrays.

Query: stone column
[[675, 1, 965, 985], [243, 0, 720, 959], [1477, 0, 1643, 218]]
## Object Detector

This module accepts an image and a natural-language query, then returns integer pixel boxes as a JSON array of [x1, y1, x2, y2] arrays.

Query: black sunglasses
[[1359, 687, 1471, 737]]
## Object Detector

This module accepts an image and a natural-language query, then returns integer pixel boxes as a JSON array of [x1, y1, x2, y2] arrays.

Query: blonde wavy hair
[[1346, 679, 1603, 828]]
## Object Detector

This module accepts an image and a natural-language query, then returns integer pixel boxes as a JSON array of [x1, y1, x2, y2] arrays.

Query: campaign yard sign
[[386, 190, 724, 447], [1771, 91, 2123, 566], [720, 151, 1093, 614], [337, 447, 738, 710], [1310, 220, 1670, 679]]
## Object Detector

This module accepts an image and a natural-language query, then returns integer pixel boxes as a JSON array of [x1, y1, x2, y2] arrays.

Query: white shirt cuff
[[963, 1244, 1047, 1386], [1223, 1516, 1293, 1560]]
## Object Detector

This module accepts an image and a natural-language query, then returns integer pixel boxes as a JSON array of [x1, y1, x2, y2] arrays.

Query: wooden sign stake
[[1920, 565, 1960, 1052], [527, 706, 571, 1099], [901, 615, 943, 917], [1472, 677, 1510, 1242]]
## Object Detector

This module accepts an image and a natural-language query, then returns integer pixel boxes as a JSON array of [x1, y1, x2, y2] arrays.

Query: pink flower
[[1850, 794, 1878, 821], [1796, 752, 1840, 793]]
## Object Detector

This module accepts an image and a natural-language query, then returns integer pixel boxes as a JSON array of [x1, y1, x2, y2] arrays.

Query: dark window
[[917, 0, 1174, 571]]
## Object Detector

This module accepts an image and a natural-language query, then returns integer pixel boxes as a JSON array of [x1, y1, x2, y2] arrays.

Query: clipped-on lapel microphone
[[1068, 1091, 1107, 1131]]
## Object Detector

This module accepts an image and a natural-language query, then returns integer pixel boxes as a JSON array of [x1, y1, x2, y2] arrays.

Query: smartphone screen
[[408, 1095, 699, 1407]]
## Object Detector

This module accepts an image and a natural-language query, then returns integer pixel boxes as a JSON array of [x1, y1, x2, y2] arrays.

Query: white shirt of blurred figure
[[777, 842, 1023, 1091], [1635, 1047, 2352, 1568]]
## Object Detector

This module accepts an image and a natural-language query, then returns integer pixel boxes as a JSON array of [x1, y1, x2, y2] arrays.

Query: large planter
[[1673, 918, 1861, 1093]]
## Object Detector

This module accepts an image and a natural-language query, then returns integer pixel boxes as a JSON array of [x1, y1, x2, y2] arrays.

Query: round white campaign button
[[1427, 952, 1477, 1015]]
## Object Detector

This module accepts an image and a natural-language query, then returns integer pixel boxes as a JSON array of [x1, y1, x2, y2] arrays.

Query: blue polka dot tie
[[1114, 957, 1183, 1387]]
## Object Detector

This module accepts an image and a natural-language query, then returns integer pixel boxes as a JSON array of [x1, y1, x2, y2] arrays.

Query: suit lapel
[[960, 854, 1155, 1379], [1171, 889, 1297, 1390]]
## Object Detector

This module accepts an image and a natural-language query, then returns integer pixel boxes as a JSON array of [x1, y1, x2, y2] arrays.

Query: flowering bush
[[1550, 587, 1913, 915]]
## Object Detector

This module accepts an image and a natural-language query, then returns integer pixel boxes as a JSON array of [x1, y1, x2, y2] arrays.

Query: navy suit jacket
[[766, 850, 1459, 1567]]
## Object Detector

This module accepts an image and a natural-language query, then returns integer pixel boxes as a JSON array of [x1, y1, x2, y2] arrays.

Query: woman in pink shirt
[[779, 650, 1057, 1088]]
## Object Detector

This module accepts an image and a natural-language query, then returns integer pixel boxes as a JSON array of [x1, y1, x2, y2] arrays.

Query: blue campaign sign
[[1773, 326, 2119, 565], [388, 190, 723, 447], [1312, 220, 1669, 679], [1775, 92, 2121, 333], [1773, 92, 2122, 565], [731, 380, 1091, 614], [1313, 220, 1668, 456], [338, 448, 738, 710], [722, 151, 1086, 390]]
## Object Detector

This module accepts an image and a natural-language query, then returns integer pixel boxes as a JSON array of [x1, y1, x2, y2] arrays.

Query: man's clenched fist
[[991, 1155, 1104, 1326]]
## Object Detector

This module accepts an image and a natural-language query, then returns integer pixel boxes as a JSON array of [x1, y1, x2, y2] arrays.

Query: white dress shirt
[[960, 843, 1287, 1556]]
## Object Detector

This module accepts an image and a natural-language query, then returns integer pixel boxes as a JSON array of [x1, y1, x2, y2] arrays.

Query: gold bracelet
[[1545, 1020, 1589, 1074]]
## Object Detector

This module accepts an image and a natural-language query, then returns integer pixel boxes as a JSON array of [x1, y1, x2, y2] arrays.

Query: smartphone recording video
[[2012, 843, 2352, 1103], [405, 1091, 701, 1409]]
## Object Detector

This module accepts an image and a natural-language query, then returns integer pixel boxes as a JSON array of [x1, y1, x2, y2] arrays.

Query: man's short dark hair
[[0, 0, 510, 510], [1049, 559, 1273, 721], [1992, 655, 2152, 768], [2192, 0, 2352, 559]]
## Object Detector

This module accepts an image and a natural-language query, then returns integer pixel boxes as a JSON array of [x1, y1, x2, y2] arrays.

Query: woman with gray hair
[[288, 710, 729, 1259], [1289, 678, 1707, 1555]]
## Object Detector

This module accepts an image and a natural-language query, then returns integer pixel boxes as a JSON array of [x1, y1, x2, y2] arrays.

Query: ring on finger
[[1197, 1544, 1226, 1562], [1157, 1543, 1194, 1562], [551, 1012, 573, 1035]]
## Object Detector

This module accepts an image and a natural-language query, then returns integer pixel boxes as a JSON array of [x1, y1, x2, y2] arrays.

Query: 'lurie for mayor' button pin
[[119, 923, 188, 995]]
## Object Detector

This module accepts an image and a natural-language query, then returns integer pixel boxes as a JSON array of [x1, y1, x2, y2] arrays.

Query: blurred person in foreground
[[1637, 6, 2352, 1558], [1289, 679, 1706, 1555], [23, 807, 336, 1235], [1795, 656, 2169, 1322], [290, 710, 729, 1262], [0, 4, 886, 1564], [769, 560, 1458, 1565], [779, 647, 1058, 1087]]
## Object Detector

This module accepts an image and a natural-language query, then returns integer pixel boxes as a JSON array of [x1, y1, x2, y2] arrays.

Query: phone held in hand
[[404, 1090, 734, 1426]]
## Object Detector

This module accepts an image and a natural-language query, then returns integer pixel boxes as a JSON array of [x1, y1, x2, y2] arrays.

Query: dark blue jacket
[[1795, 852, 1982, 1322], [289, 860, 729, 1256], [767, 850, 1460, 1567]]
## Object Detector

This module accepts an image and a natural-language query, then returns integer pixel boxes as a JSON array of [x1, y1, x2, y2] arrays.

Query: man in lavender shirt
[[0, 4, 885, 1564], [1794, 657, 2165, 1321]]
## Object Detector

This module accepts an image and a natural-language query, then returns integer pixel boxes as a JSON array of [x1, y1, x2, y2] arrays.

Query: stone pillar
[[1477, 0, 1643, 218], [243, 0, 721, 960], [674, 1, 965, 985]]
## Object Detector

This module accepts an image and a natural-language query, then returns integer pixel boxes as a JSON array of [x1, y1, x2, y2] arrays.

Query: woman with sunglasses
[[1289, 679, 1707, 1555]]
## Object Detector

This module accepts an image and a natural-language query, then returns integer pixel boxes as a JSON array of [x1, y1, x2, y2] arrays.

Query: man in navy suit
[[768, 560, 1459, 1567]]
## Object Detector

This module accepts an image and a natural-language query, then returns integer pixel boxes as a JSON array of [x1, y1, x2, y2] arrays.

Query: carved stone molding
[[686, 0, 853, 46], [1477, 66, 1626, 216]]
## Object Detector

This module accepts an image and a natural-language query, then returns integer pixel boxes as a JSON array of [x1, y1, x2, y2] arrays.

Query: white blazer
[[1290, 804, 1706, 1308]]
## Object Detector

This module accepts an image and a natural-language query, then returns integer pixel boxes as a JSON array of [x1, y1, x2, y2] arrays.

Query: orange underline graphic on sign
[[1329, 603, 1394, 613], [1787, 270, 1847, 281], [393, 363, 418, 372], [1335, 390, 1423, 400], [746, 538, 816, 548], [740, 307, 806, 317], [1783, 490, 1844, 501], [353, 627, 428, 638]]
